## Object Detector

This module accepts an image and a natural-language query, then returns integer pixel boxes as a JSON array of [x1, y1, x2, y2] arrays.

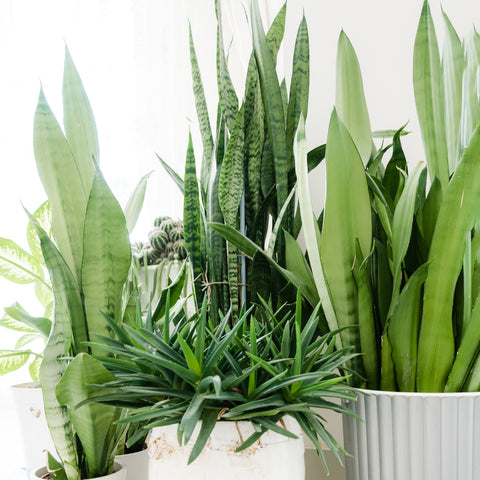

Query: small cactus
[[135, 216, 187, 265]]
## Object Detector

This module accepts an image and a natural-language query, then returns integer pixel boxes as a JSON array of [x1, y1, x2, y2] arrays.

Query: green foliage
[[160, 0, 321, 322], [83, 295, 356, 468], [30, 48, 132, 479], [0, 201, 53, 380]]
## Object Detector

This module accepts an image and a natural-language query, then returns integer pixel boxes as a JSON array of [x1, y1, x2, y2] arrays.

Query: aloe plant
[[82, 293, 356, 472], [213, 1, 480, 394]]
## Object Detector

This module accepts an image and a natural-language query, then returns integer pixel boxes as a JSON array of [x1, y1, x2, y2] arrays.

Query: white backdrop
[[0, 0, 479, 389]]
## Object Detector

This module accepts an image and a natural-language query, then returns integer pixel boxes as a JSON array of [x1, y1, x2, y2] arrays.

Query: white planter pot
[[116, 448, 148, 480], [342, 389, 480, 480], [11, 381, 56, 472], [31, 461, 126, 480], [148, 417, 305, 480]]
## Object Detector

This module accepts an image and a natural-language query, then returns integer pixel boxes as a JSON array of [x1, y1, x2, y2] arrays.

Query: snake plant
[[30, 48, 134, 479], [213, 1, 480, 393], [159, 0, 324, 324]]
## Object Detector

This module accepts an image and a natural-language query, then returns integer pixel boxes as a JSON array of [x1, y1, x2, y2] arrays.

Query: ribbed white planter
[[343, 389, 480, 480], [31, 461, 126, 480], [147, 417, 304, 480], [11, 381, 56, 473], [115, 448, 148, 480]]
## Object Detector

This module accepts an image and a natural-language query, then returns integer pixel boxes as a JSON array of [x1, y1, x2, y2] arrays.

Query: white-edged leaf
[[0, 350, 29, 375], [0, 238, 44, 284]]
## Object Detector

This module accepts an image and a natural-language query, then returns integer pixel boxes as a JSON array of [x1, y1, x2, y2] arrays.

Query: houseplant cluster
[[3, 0, 480, 479]]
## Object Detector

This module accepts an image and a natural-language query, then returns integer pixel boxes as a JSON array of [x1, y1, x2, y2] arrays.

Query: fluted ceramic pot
[[343, 389, 480, 480], [115, 448, 149, 480], [147, 417, 304, 480]]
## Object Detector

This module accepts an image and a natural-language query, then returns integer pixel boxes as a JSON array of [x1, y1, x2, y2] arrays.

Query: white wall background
[[0, 1, 479, 469]]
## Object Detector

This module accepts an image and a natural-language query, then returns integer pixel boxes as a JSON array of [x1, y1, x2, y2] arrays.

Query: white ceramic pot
[[342, 389, 480, 480], [10, 381, 56, 472], [115, 448, 148, 480], [147, 417, 304, 480], [31, 462, 126, 480]]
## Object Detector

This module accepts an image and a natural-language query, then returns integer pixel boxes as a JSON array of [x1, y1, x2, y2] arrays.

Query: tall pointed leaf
[[418, 126, 480, 392], [124, 171, 152, 233], [33, 90, 87, 282], [62, 46, 98, 194], [320, 109, 372, 370], [335, 31, 372, 166], [413, 0, 448, 187], [81, 169, 131, 351]]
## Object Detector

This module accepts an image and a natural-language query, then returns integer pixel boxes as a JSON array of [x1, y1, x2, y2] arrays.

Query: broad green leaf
[[0, 238, 44, 284], [320, 109, 372, 372], [294, 115, 335, 329], [0, 350, 29, 375], [26, 200, 51, 262], [446, 292, 480, 391], [442, 10, 464, 172], [388, 263, 428, 391], [15, 334, 38, 349], [352, 241, 378, 389], [56, 353, 119, 478], [63, 46, 98, 193], [82, 169, 132, 353], [335, 31, 372, 166], [124, 171, 152, 233], [413, 0, 448, 187], [33, 89, 88, 282], [418, 126, 480, 392], [389, 163, 426, 317], [0, 310, 37, 333], [4, 303, 51, 339], [34, 223, 81, 480]]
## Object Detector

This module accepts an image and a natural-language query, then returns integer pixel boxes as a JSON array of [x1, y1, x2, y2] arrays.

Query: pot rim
[[354, 387, 480, 398], [33, 461, 125, 480]]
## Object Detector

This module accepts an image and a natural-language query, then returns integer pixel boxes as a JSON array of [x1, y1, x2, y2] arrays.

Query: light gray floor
[[306, 449, 346, 480]]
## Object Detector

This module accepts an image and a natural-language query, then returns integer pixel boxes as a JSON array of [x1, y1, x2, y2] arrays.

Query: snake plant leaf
[[33, 89, 87, 282], [124, 171, 152, 233], [183, 132, 203, 304], [352, 240, 378, 389], [413, 0, 448, 187], [34, 222, 82, 480], [189, 23, 214, 193], [286, 15, 309, 166], [56, 353, 119, 478], [418, 125, 480, 392], [26, 200, 51, 263], [294, 114, 336, 333], [446, 292, 480, 392], [156, 154, 184, 195], [320, 109, 372, 366], [0, 238, 44, 284], [383, 127, 408, 203], [215, 0, 238, 134], [219, 106, 245, 316], [389, 162, 426, 317], [442, 10, 464, 172], [388, 263, 428, 391], [81, 169, 131, 354], [380, 331, 397, 390], [251, 0, 289, 231], [420, 176, 443, 249], [335, 31, 372, 166], [62, 46, 98, 194]]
